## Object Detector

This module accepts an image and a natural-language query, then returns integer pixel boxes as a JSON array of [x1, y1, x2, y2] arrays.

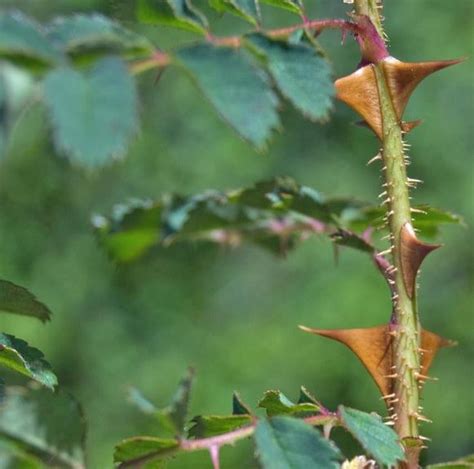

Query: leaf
[[0, 279, 52, 322], [114, 437, 179, 467], [232, 392, 252, 415], [0, 72, 8, 160], [47, 14, 154, 62], [331, 230, 374, 253], [260, 0, 304, 14], [0, 386, 85, 468], [411, 205, 465, 238], [137, 0, 208, 34], [0, 12, 63, 71], [427, 455, 474, 468], [339, 406, 405, 467], [246, 33, 334, 121], [254, 416, 341, 469], [43, 56, 138, 167], [0, 334, 57, 389], [209, 0, 260, 25], [297, 386, 322, 406], [258, 390, 319, 417], [175, 43, 279, 149], [188, 415, 252, 438]]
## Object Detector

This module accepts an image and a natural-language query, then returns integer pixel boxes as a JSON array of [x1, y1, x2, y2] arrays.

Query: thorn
[[381, 393, 396, 400], [407, 178, 423, 184], [367, 154, 382, 165], [411, 208, 427, 214], [410, 412, 432, 423], [414, 373, 439, 382], [385, 420, 395, 426], [378, 191, 388, 198], [419, 435, 431, 442], [379, 248, 393, 256], [384, 373, 398, 379]]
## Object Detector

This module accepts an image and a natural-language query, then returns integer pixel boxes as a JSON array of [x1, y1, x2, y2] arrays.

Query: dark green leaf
[[43, 56, 138, 167], [254, 416, 341, 469], [427, 454, 474, 468], [260, 0, 304, 14], [209, 0, 260, 25], [0, 386, 85, 468], [258, 390, 319, 417], [0, 334, 57, 389], [47, 14, 154, 62], [0, 12, 63, 71], [188, 414, 252, 438], [339, 406, 405, 467], [137, 0, 208, 34], [233, 392, 252, 415], [246, 33, 334, 121], [0, 279, 51, 322], [331, 230, 374, 253], [175, 43, 279, 149], [412, 205, 464, 238], [297, 386, 321, 406], [114, 437, 179, 467]]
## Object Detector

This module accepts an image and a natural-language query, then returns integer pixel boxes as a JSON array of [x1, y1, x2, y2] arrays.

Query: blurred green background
[[0, 0, 472, 467]]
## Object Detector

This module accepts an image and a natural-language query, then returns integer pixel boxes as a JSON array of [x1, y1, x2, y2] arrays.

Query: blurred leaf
[[297, 386, 322, 406], [258, 390, 319, 417], [339, 406, 404, 467], [43, 56, 138, 167], [209, 0, 260, 25], [137, 0, 208, 34], [331, 230, 374, 253], [246, 33, 334, 121], [260, 0, 304, 14], [0, 71, 7, 159], [114, 437, 179, 467], [94, 178, 387, 261], [0, 386, 85, 468], [427, 455, 474, 468], [0, 334, 57, 389], [0, 11, 63, 71], [254, 416, 341, 469], [0, 279, 51, 322], [412, 205, 465, 238], [128, 368, 194, 435], [47, 14, 154, 62], [188, 415, 252, 438], [232, 392, 252, 415], [175, 43, 279, 149]]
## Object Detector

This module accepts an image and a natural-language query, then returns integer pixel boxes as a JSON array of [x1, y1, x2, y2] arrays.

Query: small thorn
[[381, 393, 396, 400], [411, 208, 427, 214], [367, 154, 382, 165], [379, 248, 393, 256], [385, 420, 395, 426], [408, 178, 423, 184], [415, 373, 439, 381], [378, 191, 388, 198], [419, 435, 431, 442]]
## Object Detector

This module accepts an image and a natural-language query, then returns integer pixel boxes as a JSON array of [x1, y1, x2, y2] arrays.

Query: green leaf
[[254, 416, 341, 469], [246, 33, 334, 121], [0, 12, 63, 71], [297, 386, 322, 406], [0, 334, 57, 389], [175, 43, 279, 149], [339, 406, 405, 467], [0, 71, 8, 160], [258, 390, 319, 417], [114, 437, 179, 467], [331, 230, 374, 253], [43, 56, 138, 167], [47, 14, 154, 62], [411, 205, 465, 238], [0, 279, 52, 322], [260, 0, 304, 14], [129, 387, 158, 415], [137, 0, 208, 34], [427, 455, 474, 468], [188, 414, 252, 438], [233, 392, 252, 415], [0, 386, 85, 468], [209, 0, 260, 25]]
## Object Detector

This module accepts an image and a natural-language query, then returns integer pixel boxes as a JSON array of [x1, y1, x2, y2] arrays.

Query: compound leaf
[[43, 56, 138, 167], [0, 279, 51, 322], [0, 386, 85, 468], [175, 43, 279, 149], [0, 334, 57, 390], [254, 416, 341, 469], [47, 14, 154, 62], [137, 0, 208, 34], [246, 33, 334, 121], [188, 414, 252, 438], [0, 11, 63, 71], [339, 406, 405, 468]]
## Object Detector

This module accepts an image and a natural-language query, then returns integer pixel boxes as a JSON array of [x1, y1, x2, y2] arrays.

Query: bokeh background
[[0, 0, 472, 467]]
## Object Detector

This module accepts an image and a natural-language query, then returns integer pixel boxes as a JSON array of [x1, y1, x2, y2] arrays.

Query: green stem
[[353, 0, 422, 466]]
